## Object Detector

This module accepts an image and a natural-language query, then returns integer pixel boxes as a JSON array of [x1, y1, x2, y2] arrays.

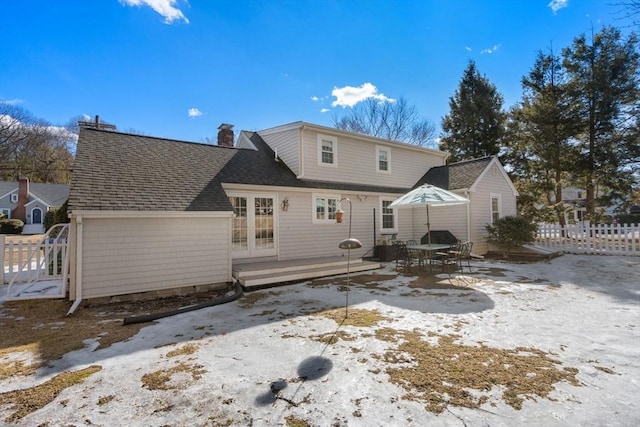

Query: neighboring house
[[0, 178, 70, 234], [550, 187, 618, 224], [67, 122, 517, 300]]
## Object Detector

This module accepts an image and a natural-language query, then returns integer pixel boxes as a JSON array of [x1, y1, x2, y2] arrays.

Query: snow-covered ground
[[1, 254, 639, 426]]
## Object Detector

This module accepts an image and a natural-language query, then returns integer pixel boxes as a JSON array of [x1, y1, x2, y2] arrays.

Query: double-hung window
[[376, 146, 390, 173], [313, 194, 339, 223], [318, 134, 337, 166], [380, 198, 397, 232], [490, 193, 501, 224]]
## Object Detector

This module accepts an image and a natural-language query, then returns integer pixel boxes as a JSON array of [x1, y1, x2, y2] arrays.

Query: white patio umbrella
[[388, 184, 469, 246]]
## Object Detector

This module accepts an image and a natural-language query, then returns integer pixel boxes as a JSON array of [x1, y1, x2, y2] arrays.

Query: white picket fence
[[536, 222, 640, 255]]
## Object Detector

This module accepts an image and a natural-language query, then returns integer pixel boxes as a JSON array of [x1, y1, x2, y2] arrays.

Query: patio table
[[407, 243, 456, 271]]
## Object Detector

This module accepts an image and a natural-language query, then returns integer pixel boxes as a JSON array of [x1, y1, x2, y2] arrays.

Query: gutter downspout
[[464, 191, 471, 242], [67, 215, 83, 316]]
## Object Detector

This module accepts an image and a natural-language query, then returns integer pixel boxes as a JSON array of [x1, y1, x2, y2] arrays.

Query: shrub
[[0, 218, 25, 235], [44, 200, 69, 232], [615, 214, 640, 225], [485, 216, 537, 258]]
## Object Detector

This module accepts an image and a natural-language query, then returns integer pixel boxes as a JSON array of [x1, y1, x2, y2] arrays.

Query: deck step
[[235, 260, 381, 290], [233, 256, 363, 278]]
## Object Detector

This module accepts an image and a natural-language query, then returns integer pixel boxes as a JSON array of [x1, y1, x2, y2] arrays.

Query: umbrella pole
[[426, 205, 431, 246], [427, 205, 432, 271]]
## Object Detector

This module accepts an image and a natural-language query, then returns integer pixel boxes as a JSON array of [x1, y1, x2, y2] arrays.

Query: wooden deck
[[232, 256, 381, 290]]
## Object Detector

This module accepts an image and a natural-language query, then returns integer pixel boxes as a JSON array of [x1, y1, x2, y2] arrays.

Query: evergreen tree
[[504, 50, 582, 224], [562, 26, 640, 219], [440, 61, 506, 162]]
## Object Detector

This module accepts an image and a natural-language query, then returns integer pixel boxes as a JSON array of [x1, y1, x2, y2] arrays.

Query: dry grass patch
[[166, 343, 198, 358], [141, 362, 206, 391], [0, 300, 147, 379], [308, 273, 397, 291], [310, 330, 357, 344], [315, 307, 390, 327], [381, 329, 580, 413], [0, 364, 102, 423], [97, 394, 115, 405], [237, 291, 283, 307], [594, 365, 617, 374], [285, 415, 311, 427]]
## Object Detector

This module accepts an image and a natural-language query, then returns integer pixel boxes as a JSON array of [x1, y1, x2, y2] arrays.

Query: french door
[[228, 193, 277, 258]]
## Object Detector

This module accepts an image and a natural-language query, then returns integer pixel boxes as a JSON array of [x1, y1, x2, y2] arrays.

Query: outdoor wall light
[[281, 197, 289, 212]]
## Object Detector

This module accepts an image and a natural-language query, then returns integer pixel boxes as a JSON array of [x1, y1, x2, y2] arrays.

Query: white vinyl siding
[[302, 130, 443, 187], [78, 217, 231, 299], [276, 191, 372, 260], [258, 128, 300, 175], [467, 160, 518, 254]]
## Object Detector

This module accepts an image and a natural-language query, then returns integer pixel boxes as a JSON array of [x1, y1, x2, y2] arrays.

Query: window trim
[[490, 193, 502, 224], [376, 145, 391, 173], [0, 208, 10, 218], [312, 193, 340, 224], [10, 193, 18, 203], [380, 197, 398, 233], [317, 134, 338, 167]]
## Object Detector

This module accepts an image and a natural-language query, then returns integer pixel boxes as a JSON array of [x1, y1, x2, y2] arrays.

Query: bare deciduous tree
[[332, 97, 436, 147], [0, 103, 74, 183]]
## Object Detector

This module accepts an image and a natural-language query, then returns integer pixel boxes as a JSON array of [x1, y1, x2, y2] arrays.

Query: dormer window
[[10, 193, 18, 203], [376, 146, 390, 173], [317, 134, 337, 166]]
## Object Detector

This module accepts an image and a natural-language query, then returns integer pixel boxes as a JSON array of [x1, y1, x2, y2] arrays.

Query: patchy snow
[[1, 254, 639, 426]]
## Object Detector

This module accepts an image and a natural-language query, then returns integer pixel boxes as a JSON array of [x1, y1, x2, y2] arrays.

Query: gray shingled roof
[[415, 157, 493, 190], [69, 129, 410, 213], [0, 181, 69, 207]]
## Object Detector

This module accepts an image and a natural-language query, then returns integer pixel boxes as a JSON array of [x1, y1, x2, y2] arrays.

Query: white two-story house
[[67, 121, 517, 301]]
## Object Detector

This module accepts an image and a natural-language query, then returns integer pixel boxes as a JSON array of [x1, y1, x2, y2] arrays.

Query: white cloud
[[320, 108, 330, 113], [331, 83, 395, 108], [465, 46, 472, 52], [311, 96, 320, 102], [548, 0, 568, 14], [480, 44, 502, 54], [0, 98, 23, 106], [188, 108, 203, 117], [120, 0, 189, 24]]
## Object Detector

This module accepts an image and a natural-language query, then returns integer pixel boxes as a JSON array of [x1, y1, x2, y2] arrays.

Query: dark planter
[[375, 245, 398, 262]]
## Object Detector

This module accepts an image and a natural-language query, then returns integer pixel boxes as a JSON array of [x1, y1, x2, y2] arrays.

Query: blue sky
[[1, 0, 636, 144]]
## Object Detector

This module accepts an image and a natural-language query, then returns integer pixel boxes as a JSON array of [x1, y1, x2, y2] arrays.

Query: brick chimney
[[12, 177, 29, 222], [217, 124, 234, 148]]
